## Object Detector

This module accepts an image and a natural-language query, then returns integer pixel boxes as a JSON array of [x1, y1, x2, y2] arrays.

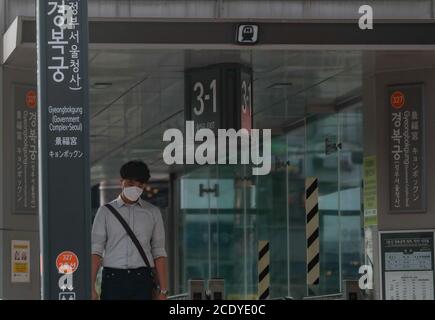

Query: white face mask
[[123, 186, 143, 202]]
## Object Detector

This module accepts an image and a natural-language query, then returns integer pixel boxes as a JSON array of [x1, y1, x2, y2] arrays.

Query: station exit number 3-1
[[193, 80, 217, 116]]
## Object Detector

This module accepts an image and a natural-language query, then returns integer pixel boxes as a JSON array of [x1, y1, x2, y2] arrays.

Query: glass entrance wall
[[286, 125, 307, 298], [214, 165, 258, 299], [304, 102, 364, 296], [178, 166, 214, 289], [306, 113, 341, 295], [178, 164, 257, 299], [255, 134, 291, 299], [176, 50, 365, 299]]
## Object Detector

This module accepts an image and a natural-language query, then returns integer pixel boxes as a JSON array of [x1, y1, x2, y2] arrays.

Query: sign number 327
[[391, 91, 405, 109]]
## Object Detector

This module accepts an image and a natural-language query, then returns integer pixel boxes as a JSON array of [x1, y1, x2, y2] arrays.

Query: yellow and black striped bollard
[[306, 177, 320, 294], [258, 240, 270, 300]]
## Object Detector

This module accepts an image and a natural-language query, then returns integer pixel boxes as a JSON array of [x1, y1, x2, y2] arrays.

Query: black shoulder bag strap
[[105, 204, 158, 286]]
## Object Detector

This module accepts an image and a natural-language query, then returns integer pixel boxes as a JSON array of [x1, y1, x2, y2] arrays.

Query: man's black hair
[[120, 160, 150, 183]]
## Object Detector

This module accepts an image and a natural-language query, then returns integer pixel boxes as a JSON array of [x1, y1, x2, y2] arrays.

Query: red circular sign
[[390, 91, 405, 109], [26, 90, 37, 109], [56, 251, 79, 274]]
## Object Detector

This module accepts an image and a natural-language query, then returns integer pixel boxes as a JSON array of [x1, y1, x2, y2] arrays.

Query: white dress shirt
[[91, 195, 167, 269]]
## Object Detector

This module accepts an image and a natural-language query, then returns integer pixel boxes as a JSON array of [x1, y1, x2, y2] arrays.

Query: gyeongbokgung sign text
[[388, 84, 426, 213]]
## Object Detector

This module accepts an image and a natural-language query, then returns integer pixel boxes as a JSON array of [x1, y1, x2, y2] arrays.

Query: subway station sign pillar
[[37, 0, 91, 300]]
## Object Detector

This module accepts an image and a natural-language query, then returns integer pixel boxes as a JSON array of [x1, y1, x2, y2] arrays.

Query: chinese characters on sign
[[48, 105, 84, 159], [388, 85, 426, 213], [380, 232, 435, 300], [14, 86, 38, 214]]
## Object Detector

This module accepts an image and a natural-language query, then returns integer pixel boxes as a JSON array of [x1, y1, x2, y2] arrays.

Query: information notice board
[[380, 230, 435, 300]]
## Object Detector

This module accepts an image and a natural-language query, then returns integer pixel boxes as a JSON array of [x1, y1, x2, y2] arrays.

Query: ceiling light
[[267, 82, 293, 89], [92, 82, 113, 89]]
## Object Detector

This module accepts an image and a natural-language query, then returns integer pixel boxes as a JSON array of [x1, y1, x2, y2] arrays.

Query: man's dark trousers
[[101, 267, 154, 300]]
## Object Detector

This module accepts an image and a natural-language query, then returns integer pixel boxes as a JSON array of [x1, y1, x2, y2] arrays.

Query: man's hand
[[91, 255, 102, 301], [92, 290, 100, 300], [157, 294, 167, 300], [153, 288, 168, 300], [154, 257, 168, 300], [155, 293, 167, 300]]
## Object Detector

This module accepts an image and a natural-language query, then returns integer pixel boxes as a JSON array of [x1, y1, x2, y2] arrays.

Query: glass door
[[179, 165, 214, 292], [177, 106, 364, 299], [286, 123, 307, 299], [212, 164, 256, 299], [302, 103, 364, 297], [336, 102, 364, 284]]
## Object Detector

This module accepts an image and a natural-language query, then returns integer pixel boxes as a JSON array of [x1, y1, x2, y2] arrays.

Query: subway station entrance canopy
[[4, 17, 435, 185]]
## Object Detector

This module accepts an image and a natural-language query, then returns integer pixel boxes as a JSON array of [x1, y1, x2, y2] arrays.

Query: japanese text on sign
[[48, 106, 83, 159]]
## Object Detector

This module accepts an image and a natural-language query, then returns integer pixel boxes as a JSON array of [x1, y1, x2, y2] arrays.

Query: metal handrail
[[302, 293, 344, 300], [269, 296, 294, 300], [167, 293, 189, 300]]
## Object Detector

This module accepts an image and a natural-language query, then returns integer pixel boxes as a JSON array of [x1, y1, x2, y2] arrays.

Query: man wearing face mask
[[91, 160, 168, 300]]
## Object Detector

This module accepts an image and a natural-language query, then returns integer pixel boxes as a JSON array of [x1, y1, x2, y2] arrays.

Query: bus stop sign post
[[37, 0, 91, 300]]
